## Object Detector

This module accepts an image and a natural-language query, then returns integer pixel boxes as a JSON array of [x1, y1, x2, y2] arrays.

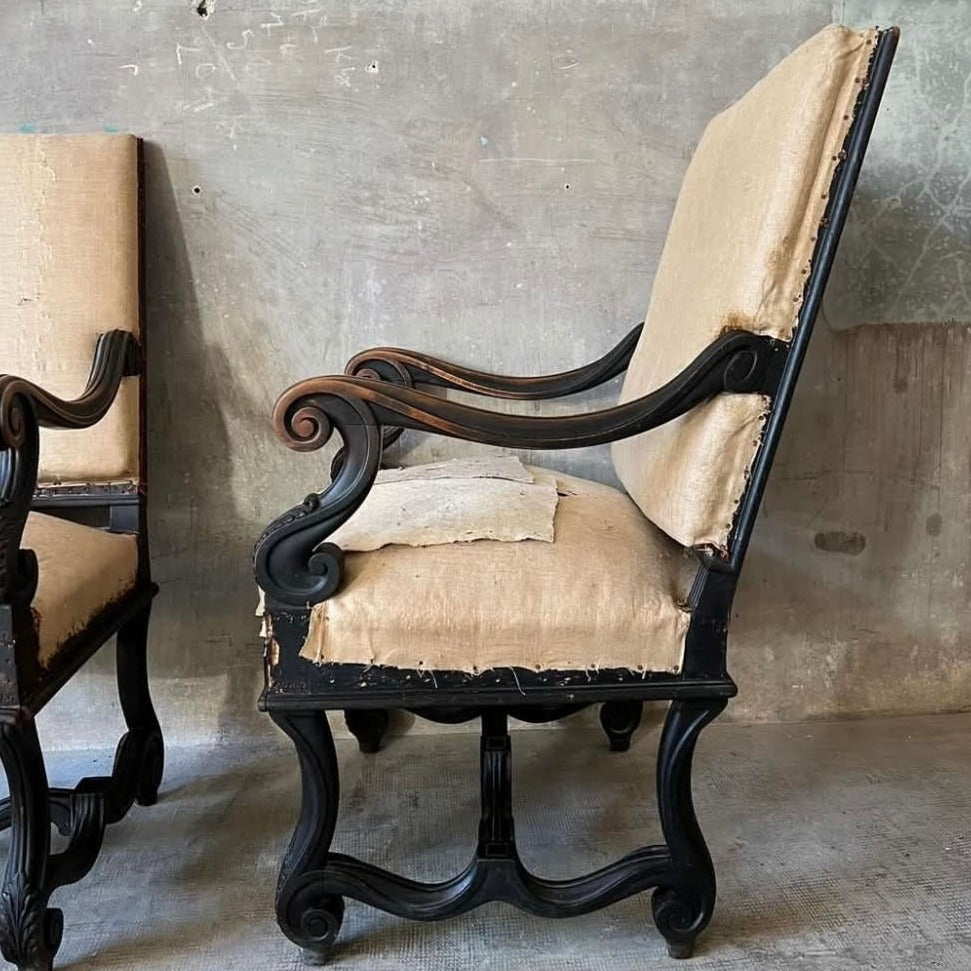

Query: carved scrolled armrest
[[0, 329, 140, 604], [255, 329, 785, 608], [0, 330, 139, 449], [345, 322, 644, 400], [286, 330, 784, 450], [333, 323, 645, 476]]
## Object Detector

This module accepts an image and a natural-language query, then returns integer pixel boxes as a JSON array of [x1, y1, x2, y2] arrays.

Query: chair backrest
[[611, 25, 878, 552], [0, 134, 141, 488]]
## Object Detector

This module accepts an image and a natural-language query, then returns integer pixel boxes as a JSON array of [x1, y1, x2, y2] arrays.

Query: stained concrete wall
[[0, 1, 967, 746], [734, 0, 971, 721], [829, 0, 971, 325]]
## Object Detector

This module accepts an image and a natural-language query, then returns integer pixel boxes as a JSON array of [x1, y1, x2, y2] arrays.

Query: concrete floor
[[9, 711, 971, 970]]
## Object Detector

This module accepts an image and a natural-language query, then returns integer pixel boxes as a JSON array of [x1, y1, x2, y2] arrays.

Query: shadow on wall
[[140, 143, 268, 742]]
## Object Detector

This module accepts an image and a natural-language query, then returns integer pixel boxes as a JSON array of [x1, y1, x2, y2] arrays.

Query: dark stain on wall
[[813, 529, 867, 555]]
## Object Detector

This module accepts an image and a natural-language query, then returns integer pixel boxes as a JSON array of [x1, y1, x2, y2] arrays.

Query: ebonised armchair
[[255, 26, 898, 963], [0, 135, 162, 971]]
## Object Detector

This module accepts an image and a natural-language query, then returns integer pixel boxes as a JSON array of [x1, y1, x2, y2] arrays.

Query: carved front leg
[[651, 698, 726, 959], [0, 718, 61, 971], [271, 710, 344, 965]]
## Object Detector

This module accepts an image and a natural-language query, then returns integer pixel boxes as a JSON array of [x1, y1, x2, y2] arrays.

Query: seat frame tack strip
[[254, 29, 899, 964]]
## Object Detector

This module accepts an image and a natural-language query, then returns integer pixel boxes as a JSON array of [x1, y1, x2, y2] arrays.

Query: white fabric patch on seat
[[330, 456, 558, 552], [376, 455, 533, 484]]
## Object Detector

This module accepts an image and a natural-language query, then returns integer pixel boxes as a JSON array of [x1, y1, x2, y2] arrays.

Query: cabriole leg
[[599, 700, 644, 752], [271, 710, 344, 965], [0, 717, 61, 971], [115, 603, 164, 806], [343, 709, 390, 754], [651, 698, 726, 959]]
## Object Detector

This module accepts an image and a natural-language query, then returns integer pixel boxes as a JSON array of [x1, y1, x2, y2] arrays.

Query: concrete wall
[[734, 0, 971, 720], [0, 1, 967, 746]]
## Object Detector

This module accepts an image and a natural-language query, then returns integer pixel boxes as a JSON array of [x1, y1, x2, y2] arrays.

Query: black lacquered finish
[[255, 29, 898, 964]]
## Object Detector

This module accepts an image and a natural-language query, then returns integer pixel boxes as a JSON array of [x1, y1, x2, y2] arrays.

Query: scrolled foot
[[105, 724, 162, 823], [651, 886, 704, 960], [281, 884, 345, 964], [0, 888, 62, 971], [0, 720, 60, 971]]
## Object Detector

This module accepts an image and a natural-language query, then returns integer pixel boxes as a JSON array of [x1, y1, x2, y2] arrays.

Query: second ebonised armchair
[[255, 25, 898, 964], [0, 135, 162, 971]]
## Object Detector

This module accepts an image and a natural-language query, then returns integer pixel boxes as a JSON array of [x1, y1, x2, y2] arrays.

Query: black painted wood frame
[[255, 29, 898, 965]]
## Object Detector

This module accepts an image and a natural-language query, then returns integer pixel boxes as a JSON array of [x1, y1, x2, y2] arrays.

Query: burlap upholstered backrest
[[611, 26, 876, 551], [0, 134, 140, 486]]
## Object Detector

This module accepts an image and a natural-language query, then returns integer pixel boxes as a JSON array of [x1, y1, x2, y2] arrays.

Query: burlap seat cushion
[[0, 134, 140, 485], [300, 469, 694, 674], [23, 512, 138, 666], [611, 25, 876, 550]]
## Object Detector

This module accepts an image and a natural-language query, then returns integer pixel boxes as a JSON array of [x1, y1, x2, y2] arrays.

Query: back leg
[[344, 709, 390, 754], [599, 700, 643, 752], [116, 603, 164, 805]]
